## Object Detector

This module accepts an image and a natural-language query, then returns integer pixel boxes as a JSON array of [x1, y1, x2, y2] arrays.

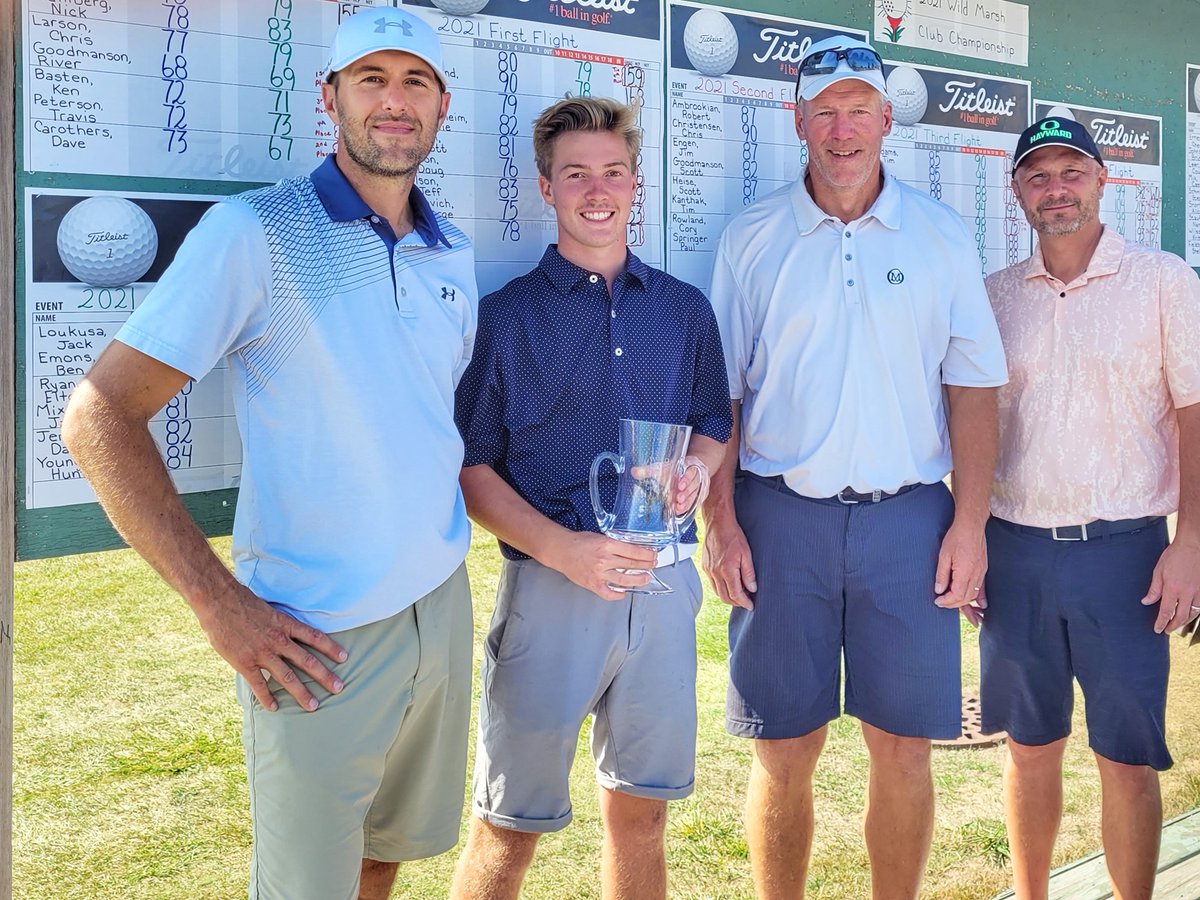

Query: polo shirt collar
[[790, 166, 903, 234], [310, 154, 451, 248], [537, 244, 648, 292], [1025, 226, 1125, 284]]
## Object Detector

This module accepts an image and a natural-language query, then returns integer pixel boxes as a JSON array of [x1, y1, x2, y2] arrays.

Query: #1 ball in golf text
[[430, 0, 489, 14], [57, 196, 159, 288], [886, 66, 927, 126], [684, 9, 738, 77]]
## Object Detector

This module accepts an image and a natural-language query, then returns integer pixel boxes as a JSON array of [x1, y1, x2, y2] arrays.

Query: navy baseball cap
[[1012, 117, 1104, 174]]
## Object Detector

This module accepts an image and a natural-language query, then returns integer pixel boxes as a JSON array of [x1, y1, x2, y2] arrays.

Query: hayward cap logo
[[1031, 119, 1071, 143]]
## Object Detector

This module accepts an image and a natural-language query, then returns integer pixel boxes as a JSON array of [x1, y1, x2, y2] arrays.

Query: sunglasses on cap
[[798, 46, 883, 77]]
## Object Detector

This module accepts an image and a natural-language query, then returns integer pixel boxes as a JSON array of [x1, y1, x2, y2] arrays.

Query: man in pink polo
[[981, 116, 1200, 899]]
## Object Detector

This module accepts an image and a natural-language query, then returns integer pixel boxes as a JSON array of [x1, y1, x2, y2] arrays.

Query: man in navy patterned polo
[[450, 97, 731, 900], [63, 9, 476, 900]]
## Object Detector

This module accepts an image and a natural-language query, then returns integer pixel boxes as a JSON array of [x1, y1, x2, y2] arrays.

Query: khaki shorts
[[236, 564, 472, 900], [473, 557, 702, 833]]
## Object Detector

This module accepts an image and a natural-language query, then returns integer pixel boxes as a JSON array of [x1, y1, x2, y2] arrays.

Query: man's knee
[[466, 815, 542, 865], [752, 728, 828, 783], [359, 859, 400, 900], [601, 790, 668, 845], [1094, 753, 1160, 790], [862, 725, 931, 776], [1008, 737, 1068, 773]]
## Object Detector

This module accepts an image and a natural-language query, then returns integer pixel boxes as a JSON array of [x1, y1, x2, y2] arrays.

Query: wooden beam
[[1, 0, 17, 897]]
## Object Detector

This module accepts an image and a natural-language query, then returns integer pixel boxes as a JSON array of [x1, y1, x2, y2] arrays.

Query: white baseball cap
[[796, 35, 888, 102], [323, 7, 447, 88]]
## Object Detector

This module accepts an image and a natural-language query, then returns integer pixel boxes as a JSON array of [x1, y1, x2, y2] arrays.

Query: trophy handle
[[590, 451, 623, 533], [673, 458, 708, 536]]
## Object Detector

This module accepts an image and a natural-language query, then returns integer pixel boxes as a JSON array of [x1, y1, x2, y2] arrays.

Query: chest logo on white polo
[[887, 268, 905, 285], [441, 286, 457, 302]]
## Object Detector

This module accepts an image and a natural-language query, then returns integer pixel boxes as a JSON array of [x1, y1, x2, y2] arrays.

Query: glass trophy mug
[[589, 418, 705, 594]]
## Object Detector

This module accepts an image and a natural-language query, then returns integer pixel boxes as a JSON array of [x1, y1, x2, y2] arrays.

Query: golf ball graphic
[[683, 9, 738, 77], [1193, 72, 1200, 111], [886, 66, 927, 126], [57, 196, 159, 288], [430, 0, 489, 14], [1044, 105, 1076, 122]]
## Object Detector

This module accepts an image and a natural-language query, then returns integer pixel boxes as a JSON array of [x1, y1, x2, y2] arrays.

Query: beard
[[1029, 190, 1101, 237], [339, 117, 433, 179]]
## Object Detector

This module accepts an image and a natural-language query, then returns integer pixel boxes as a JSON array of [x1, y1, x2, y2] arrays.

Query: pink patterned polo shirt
[[985, 228, 1200, 527]]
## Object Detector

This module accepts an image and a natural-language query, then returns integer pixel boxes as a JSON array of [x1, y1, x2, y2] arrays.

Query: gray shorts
[[472, 556, 702, 833], [237, 564, 472, 900]]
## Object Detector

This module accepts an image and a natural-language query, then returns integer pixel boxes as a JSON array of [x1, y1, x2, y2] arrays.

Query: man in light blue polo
[[61, 9, 476, 900], [702, 35, 1007, 898]]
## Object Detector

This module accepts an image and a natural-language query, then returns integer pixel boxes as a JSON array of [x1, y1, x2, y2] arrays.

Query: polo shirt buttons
[[847, 279, 855, 287], [611, 309, 617, 318], [614, 347, 623, 356], [588, 274, 599, 284], [370, 216, 380, 224], [845, 254, 852, 261]]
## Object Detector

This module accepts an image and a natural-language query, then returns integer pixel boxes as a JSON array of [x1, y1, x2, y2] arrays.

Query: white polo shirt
[[117, 163, 478, 631], [709, 170, 1007, 498]]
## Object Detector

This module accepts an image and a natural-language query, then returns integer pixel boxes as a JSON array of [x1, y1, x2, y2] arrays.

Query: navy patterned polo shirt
[[455, 245, 732, 560]]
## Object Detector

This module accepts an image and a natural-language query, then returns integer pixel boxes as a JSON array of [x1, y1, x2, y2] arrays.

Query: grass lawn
[[13, 529, 1200, 898]]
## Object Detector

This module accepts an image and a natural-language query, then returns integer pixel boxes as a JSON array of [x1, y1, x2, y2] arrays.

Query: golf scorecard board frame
[[7, 1, 1200, 558]]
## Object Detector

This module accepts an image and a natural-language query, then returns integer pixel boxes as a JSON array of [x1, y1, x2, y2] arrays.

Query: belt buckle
[[1051, 524, 1089, 542], [837, 488, 882, 505]]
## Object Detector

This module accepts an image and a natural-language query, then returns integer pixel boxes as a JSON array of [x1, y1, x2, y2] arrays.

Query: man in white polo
[[62, 9, 477, 899], [702, 35, 1007, 898], [982, 115, 1200, 899]]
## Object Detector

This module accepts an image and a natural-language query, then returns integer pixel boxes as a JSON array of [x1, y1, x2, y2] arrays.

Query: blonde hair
[[532, 96, 642, 178]]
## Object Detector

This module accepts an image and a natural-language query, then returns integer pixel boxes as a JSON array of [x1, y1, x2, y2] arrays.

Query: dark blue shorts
[[726, 473, 961, 741], [980, 516, 1172, 770]]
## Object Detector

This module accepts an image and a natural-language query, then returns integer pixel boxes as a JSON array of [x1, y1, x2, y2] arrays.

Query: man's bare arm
[[700, 401, 756, 610], [62, 341, 346, 711], [1143, 401, 1200, 632], [936, 385, 999, 618]]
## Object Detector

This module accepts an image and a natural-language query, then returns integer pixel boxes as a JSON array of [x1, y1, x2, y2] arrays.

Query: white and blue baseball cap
[[323, 7, 447, 88], [796, 35, 887, 102]]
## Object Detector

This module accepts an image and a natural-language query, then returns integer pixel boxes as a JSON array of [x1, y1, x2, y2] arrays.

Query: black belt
[[745, 472, 921, 504], [833, 483, 921, 504], [992, 516, 1163, 542]]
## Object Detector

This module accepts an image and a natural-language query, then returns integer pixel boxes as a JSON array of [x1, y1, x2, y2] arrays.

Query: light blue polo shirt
[[117, 156, 478, 631]]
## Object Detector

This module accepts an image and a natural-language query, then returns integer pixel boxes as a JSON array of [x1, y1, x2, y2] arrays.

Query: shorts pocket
[[485, 560, 529, 665]]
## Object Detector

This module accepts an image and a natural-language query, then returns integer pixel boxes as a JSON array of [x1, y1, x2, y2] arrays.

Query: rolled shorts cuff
[[597, 773, 695, 802], [473, 804, 573, 835]]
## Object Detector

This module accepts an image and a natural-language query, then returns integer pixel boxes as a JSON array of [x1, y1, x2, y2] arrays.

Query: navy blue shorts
[[726, 473, 961, 741], [980, 516, 1172, 770]]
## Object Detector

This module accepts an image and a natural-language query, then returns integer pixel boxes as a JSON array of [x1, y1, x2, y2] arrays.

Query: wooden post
[[1, 1, 17, 897]]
